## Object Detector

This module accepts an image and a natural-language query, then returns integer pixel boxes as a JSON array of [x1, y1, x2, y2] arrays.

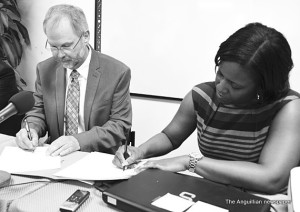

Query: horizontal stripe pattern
[[192, 82, 300, 162]]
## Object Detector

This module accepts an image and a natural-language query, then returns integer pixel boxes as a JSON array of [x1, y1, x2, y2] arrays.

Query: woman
[[113, 23, 300, 196]]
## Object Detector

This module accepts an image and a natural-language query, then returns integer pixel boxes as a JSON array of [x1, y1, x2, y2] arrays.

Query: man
[[16, 4, 132, 156]]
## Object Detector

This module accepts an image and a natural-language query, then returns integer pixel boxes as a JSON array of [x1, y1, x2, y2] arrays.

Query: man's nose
[[57, 49, 66, 58]]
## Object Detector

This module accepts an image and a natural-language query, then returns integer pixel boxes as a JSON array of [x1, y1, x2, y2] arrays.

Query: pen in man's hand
[[123, 139, 130, 171], [24, 118, 32, 141]]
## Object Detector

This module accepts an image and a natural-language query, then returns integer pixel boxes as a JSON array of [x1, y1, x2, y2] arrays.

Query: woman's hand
[[113, 145, 145, 168], [137, 155, 189, 173]]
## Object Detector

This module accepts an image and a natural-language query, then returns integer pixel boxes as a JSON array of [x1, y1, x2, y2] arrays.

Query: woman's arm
[[139, 91, 197, 158], [113, 91, 197, 167]]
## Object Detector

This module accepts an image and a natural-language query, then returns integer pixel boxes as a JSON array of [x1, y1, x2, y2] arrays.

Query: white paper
[[54, 152, 145, 180], [291, 167, 300, 211], [0, 146, 61, 173], [0, 134, 15, 142], [151, 193, 194, 212], [186, 201, 228, 212], [177, 170, 203, 178]]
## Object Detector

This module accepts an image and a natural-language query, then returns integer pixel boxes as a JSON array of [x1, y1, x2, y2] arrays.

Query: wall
[[131, 97, 198, 159], [101, 0, 300, 99]]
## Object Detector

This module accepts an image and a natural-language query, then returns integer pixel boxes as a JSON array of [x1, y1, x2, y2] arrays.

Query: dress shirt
[[64, 48, 91, 134]]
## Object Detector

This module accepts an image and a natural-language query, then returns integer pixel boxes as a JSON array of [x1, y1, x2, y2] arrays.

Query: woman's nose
[[217, 79, 229, 94]]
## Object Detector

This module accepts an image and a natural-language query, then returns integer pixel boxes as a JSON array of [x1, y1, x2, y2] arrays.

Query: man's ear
[[83, 30, 90, 43]]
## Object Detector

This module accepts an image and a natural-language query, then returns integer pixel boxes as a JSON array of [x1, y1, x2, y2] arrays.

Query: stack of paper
[[54, 152, 143, 180], [0, 146, 61, 173]]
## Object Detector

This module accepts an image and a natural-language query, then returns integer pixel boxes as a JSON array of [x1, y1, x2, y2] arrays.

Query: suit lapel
[[56, 66, 66, 135], [84, 49, 102, 129]]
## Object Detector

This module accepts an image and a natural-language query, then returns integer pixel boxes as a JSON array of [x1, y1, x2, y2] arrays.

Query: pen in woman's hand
[[122, 140, 130, 171], [24, 118, 32, 141]]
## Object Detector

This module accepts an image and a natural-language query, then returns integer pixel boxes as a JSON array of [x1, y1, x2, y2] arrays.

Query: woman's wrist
[[187, 152, 204, 173], [184, 155, 190, 170], [137, 145, 148, 159]]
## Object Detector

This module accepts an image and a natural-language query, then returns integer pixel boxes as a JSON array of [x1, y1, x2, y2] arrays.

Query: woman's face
[[215, 61, 258, 107]]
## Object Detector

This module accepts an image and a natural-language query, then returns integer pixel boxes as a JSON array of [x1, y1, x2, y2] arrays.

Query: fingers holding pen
[[30, 130, 39, 147], [113, 145, 129, 168], [113, 145, 141, 168], [16, 128, 39, 150]]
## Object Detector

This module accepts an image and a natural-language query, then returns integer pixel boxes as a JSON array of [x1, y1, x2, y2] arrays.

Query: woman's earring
[[256, 91, 263, 104], [256, 93, 261, 101]]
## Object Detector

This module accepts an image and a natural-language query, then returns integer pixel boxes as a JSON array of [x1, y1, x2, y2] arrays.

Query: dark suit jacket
[[0, 61, 24, 136], [25, 49, 132, 154]]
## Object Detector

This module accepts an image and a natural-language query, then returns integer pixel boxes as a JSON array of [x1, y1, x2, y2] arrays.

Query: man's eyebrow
[[48, 40, 73, 47]]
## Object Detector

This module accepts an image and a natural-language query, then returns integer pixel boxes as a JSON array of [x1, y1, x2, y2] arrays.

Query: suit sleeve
[[22, 65, 48, 138], [74, 67, 132, 154]]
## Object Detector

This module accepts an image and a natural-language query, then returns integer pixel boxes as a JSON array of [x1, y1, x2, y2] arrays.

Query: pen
[[24, 118, 32, 141], [122, 139, 130, 171]]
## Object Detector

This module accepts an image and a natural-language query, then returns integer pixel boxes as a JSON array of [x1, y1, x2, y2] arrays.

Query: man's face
[[45, 17, 88, 70]]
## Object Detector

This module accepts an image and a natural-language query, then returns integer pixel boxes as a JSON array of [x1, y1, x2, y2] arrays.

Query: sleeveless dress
[[192, 82, 300, 162]]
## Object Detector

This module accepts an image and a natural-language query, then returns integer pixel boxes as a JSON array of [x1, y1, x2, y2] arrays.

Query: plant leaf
[[0, 17, 4, 34], [9, 28, 22, 59], [6, 14, 18, 31], [0, 35, 19, 67], [0, 43, 5, 59], [10, 0, 18, 8], [1, 0, 11, 6], [13, 19, 30, 45], [0, 10, 9, 28], [1, 5, 21, 19]]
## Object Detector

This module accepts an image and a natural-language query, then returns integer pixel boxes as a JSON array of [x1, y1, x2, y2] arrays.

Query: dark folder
[[102, 169, 270, 212]]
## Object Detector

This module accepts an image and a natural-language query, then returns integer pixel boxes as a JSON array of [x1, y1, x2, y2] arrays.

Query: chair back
[[128, 131, 135, 146]]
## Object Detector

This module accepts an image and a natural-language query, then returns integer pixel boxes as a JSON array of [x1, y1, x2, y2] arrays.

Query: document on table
[[151, 193, 194, 212], [54, 152, 144, 180], [0, 146, 61, 173], [151, 193, 228, 212]]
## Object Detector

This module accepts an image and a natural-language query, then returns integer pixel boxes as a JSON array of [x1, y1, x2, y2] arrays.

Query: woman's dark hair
[[214, 22, 293, 103]]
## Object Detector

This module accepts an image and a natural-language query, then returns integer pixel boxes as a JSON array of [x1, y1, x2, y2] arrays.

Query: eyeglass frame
[[45, 33, 83, 53]]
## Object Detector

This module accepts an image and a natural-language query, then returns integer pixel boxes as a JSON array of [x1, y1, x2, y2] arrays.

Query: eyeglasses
[[45, 34, 83, 53]]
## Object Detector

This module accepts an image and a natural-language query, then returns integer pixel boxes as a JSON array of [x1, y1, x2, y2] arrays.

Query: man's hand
[[16, 128, 39, 150], [46, 136, 80, 156]]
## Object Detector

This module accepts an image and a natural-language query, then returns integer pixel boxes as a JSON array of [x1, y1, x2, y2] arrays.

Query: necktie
[[65, 70, 80, 136]]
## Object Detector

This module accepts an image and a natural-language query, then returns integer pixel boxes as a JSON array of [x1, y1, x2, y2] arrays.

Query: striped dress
[[192, 82, 300, 162]]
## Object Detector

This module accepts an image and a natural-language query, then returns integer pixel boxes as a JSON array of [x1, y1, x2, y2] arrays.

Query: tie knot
[[70, 70, 80, 80]]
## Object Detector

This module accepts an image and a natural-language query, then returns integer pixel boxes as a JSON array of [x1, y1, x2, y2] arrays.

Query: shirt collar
[[67, 46, 91, 80]]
